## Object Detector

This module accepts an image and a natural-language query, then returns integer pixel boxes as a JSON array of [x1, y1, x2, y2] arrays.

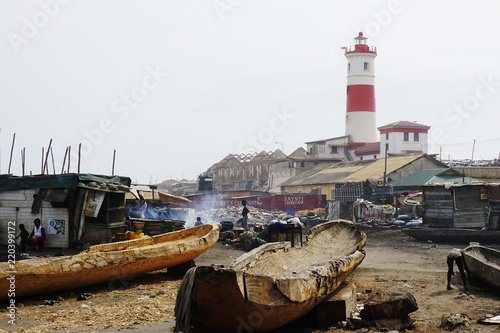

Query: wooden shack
[[0, 174, 131, 248], [423, 184, 487, 228]]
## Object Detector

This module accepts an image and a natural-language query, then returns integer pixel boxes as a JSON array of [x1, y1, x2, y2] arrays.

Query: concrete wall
[[281, 184, 336, 201], [388, 156, 445, 182], [453, 167, 500, 182], [0, 189, 70, 248]]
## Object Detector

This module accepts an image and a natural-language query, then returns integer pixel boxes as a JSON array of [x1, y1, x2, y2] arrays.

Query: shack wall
[[423, 186, 486, 228], [0, 189, 70, 248]]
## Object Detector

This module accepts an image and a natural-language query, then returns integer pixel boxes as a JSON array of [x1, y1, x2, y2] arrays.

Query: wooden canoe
[[0, 223, 220, 300], [402, 227, 500, 244], [463, 244, 500, 290], [176, 220, 366, 332]]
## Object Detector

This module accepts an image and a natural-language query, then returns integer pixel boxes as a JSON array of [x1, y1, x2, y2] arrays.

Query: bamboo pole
[[41, 147, 45, 174], [78, 143, 81, 174], [61, 147, 68, 174], [7, 133, 15, 174], [21, 148, 25, 176], [50, 146, 56, 175], [67, 146, 71, 173], [112, 149, 116, 175], [43, 139, 52, 175]]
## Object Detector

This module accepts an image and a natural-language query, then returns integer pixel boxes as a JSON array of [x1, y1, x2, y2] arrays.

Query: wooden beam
[[7, 133, 15, 174], [112, 149, 116, 175]]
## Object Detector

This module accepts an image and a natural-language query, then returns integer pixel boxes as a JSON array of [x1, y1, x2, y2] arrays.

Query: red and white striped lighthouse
[[344, 32, 378, 150]]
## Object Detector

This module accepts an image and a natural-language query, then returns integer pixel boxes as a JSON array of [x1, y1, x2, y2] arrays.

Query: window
[[300, 162, 305, 167], [373, 155, 377, 159], [364, 62, 369, 70], [360, 156, 363, 160], [404, 133, 409, 141], [331, 146, 338, 154], [348, 63, 351, 71], [414, 133, 419, 142], [385, 133, 389, 140]]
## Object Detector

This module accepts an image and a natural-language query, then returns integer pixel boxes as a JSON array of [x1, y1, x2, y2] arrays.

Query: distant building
[[207, 150, 287, 192]]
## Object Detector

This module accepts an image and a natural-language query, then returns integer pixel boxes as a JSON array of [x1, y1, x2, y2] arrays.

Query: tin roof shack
[[0, 174, 131, 248], [423, 184, 487, 228]]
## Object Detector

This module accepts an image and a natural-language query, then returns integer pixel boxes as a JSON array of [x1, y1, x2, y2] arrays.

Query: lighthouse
[[344, 32, 378, 150]]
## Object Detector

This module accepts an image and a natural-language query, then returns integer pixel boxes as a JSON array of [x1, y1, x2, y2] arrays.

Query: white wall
[[381, 132, 428, 156], [0, 189, 70, 248]]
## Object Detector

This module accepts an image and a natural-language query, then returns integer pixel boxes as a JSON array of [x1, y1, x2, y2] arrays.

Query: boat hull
[[0, 224, 219, 300], [183, 220, 366, 332], [403, 227, 500, 244], [463, 245, 500, 290]]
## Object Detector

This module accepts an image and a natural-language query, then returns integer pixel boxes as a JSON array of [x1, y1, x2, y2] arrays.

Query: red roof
[[354, 142, 380, 155], [378, 121, 430, 130]]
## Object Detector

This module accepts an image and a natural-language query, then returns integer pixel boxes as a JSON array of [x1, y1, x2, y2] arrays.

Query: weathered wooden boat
[[175, 220, 367, 332], [462, 244, 500, 290], [402, 227, 500, 244], [0, 224, 220, 300]]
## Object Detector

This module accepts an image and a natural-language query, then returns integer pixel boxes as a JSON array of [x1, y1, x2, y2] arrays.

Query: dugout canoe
[[462, 244, 500, 290], [0, 223, 220, 300], [175, 220, 367, 332], [402, 227, 500, 244]]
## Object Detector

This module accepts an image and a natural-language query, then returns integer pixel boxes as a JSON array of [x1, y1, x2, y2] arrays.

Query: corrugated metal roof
[[392, 169, 456, 187], [392, 168, 480, 187], [281, 154, 428, 187]]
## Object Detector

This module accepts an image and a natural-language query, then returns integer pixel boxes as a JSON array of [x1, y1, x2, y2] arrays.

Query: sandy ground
[[1, 225, 499, 333]]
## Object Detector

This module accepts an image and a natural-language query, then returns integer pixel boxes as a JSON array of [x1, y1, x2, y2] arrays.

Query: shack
[[0, 174, 131, 248], [422, 184, 487, 228]]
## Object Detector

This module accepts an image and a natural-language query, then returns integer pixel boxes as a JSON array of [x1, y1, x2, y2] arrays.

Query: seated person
[[195, 217, 203, 226], [16, 223, 31, 252], [30, 218, 47, 250]]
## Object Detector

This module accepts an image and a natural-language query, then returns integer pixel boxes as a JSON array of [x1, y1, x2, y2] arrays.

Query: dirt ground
[[1, 225, 499, 333]]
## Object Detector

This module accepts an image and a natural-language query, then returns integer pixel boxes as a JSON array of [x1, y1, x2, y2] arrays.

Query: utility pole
[[471, 139, 476, 165], [382, 143, 389, 205]]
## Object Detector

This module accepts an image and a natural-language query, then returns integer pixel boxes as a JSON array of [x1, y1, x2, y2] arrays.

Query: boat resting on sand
[[402, 227, 500, 244], [0, 224, 220, 300], [175, 220, 367, 332], [462, 244, 500, 290]]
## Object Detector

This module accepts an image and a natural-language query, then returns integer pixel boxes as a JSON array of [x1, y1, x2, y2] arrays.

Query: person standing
[[241, 200, 249, 231], [16, 223, 31, 252]]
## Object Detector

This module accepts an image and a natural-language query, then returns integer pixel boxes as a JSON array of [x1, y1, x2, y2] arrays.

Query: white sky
[[1, 0, 500, 183]]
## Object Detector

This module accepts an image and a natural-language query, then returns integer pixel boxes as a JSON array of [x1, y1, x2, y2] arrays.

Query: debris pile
[[348, 292, 418, 331]]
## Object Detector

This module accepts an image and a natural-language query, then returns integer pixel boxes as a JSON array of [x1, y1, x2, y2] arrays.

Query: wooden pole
[[7, 133, 15, 174], [61, 147, 68, 174], [50, 146, 56, 175], [112, 149, 116, 175], [78, 143, 81, 174], [67, 146, 71, 173], [21, 148, 25, 176], [43, 139, 52, 175], [41, 147, 45, 174]]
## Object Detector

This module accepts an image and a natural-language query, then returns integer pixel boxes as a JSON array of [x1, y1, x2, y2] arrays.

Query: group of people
[[16, 218, 47, 252]]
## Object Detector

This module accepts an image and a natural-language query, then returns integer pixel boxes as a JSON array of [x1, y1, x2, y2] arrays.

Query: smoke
[[126, 201, 198, 228]]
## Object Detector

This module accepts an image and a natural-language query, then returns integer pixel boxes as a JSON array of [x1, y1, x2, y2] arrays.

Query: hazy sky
[[1, 1, 500, 183]]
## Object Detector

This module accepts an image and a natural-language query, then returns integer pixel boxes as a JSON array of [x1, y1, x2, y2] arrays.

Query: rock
[[360, 292, 418, 320], [440, 313, 470, 331]]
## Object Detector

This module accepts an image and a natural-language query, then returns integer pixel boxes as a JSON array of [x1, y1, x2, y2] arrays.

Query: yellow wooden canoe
[[0, 223, 219, 300]]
